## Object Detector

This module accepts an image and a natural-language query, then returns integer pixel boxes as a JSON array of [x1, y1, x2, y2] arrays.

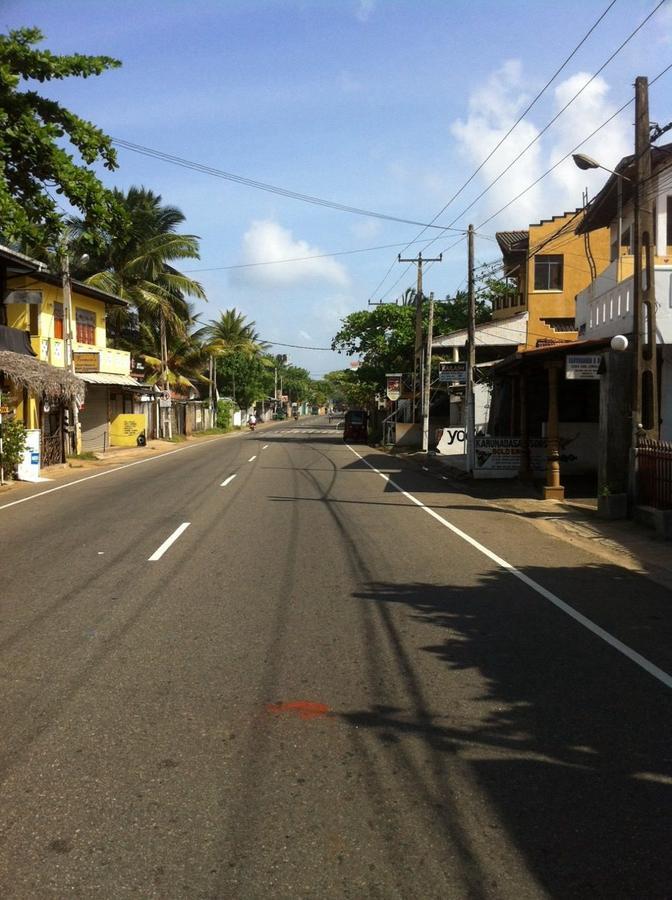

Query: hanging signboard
[[439, 361, 467, 384], [565, 355, 601, 380], [73, 351, 100, 373], [386, 373, 402, 401]]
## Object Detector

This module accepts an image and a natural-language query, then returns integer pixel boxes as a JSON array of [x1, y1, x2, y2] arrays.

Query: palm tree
[[199, 308, 267, 358], [71, 187, 206, 340]]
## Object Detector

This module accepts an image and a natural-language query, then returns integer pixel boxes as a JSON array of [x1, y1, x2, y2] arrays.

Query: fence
[[636, 438, 672, 509]]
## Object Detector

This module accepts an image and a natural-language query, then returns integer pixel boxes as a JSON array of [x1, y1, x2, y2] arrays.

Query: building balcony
[[576, 264, 672, 342], [31, 338, 131, 375]]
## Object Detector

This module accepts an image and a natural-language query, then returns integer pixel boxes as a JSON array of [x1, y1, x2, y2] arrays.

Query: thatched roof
[[0, 351, 85, 403]]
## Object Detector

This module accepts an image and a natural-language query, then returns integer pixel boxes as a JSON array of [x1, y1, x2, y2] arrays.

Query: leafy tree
[[216, 351, 271, 410], [324, 370, 377, 409], [0, 27, 124, 247]]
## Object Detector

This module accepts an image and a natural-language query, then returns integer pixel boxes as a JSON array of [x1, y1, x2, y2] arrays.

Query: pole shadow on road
[[340, 571, 672, 899]]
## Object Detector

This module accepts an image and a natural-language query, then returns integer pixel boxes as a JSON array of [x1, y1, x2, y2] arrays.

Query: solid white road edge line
[[248, 455, 257, 462], [221, 474, 237, 487], [148, 522, 191, 562], [0, 437, 228, 513], [346, 445, 672, 691]]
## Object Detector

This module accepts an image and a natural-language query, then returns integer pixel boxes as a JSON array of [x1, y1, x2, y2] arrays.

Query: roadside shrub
[[216, 399, 234, 431], [0, 417, 27, 476]]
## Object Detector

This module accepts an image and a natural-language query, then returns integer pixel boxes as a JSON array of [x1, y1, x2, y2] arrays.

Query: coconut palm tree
[[71, 187, 206, 340], [199, 308, 268, 357]]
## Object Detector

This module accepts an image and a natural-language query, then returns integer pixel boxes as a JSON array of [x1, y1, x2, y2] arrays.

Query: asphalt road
[[0, 416, 670, 899]]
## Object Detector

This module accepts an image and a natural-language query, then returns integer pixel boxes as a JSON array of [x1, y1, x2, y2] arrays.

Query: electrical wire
[[377, 10, 670, 300], [364, 0, 620, 302], [180, 234, 465, 274], [111, 137, 466, 234]]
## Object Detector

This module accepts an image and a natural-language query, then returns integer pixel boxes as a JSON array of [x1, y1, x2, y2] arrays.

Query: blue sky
[[4, 0, 672, 375]]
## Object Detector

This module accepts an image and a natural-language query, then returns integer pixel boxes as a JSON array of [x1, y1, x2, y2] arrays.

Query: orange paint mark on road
[[266, 700, 331, 720]]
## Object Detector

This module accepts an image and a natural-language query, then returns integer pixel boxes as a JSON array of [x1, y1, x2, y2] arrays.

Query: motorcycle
[[248, 419, 256, 431]]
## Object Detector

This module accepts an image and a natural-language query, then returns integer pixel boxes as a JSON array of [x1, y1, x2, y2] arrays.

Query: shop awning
[[76, 372, 145, 388]]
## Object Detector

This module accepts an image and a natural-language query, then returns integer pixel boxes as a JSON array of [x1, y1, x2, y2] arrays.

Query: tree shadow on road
[[342, 571, 672, 899]]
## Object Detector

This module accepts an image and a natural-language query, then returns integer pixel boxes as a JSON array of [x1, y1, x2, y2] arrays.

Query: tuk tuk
[[343, 409, 368, 443]]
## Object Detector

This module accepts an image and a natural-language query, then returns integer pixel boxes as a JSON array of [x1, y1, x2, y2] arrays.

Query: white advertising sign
[[439, 361, 467, 384], [565, 355, 601, 380]]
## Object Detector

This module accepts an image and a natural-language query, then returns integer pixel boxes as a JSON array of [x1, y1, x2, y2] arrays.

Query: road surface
[[0, 417, 670, 898]]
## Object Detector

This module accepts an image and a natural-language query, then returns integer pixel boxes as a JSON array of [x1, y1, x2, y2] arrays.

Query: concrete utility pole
[[632, 75, 659, 441], [422, 292, 435, 452], [465, 225, 476, 473], [398, 252, 442, 423], [60, 236, 79, 455]]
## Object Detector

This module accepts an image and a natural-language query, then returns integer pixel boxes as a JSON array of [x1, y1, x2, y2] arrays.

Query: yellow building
[[495, 211, 611, 349], [2, 245, 143, 461]]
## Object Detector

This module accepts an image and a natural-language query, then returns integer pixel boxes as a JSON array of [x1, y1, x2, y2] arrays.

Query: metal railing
[[636, 438, 672, 509], [382, 399, 412, 445]]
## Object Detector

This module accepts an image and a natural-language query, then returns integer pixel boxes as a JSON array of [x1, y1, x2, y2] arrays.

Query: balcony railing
[[31, 338, 131, 375]]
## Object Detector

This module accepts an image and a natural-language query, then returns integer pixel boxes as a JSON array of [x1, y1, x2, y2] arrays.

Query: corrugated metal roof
[[76, 372, 143, 387], [495, 231, 529, 253]]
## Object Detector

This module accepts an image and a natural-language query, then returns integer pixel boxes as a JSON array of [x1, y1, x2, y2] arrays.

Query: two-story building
[[2, 245, 146, 460], [495, 210, 611, 348], [575, 141, 672, 441]]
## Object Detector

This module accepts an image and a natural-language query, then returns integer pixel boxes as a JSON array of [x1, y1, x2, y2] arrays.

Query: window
[[76, 308, 96, 345], [29, 302, 39, 335], [667, 196, 672, 248], [54, 302, 64, 340], [534, 254, 563, 291]]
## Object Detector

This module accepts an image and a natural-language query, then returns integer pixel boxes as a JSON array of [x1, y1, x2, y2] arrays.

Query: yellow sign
[[110, 413, 146, 447], [74, 351, 100, 373]]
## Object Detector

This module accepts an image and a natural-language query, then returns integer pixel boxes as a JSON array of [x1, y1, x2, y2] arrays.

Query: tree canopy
[[0, 27, 124, 248]]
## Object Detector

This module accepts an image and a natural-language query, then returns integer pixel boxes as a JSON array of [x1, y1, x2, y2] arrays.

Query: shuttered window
[[75, 308, 96, 345]]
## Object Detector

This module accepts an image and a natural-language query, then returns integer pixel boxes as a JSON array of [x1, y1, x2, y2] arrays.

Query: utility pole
[[632, 76, 659, 442], [422, 292, 435, 452], [60, 236, 79, 455], [398, 252, 442, 423], [466, 224, 476, 473], [159, 309, 171, 440]]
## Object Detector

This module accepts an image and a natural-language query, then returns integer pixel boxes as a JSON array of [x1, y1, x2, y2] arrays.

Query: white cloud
[[450, 62, 631, 230], [355, 0, 376, 23], [232, 220, 350, 288], [349, 219, 381, 240], [299, 329, 313, 341], [547, 72, 630, 200], [451, 60, 544, 228]]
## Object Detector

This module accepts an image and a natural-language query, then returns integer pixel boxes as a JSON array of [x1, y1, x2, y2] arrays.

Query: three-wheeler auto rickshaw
[[342, 409, 368, 443]]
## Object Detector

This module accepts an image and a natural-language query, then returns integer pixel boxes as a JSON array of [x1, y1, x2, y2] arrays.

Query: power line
[[261, 339, 333, 351], [112, 137, 465, 234], [180, 234, 465, 273], [365, 0, 620, 301], [376, 5, 668, 300]]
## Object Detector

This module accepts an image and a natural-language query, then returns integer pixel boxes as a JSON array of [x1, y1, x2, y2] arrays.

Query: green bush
[[0, 417, 27, 476], [216, 399, 234, 431]]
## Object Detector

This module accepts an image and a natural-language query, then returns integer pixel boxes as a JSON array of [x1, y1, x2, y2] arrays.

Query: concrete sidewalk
[[395, 448, 672, 593]]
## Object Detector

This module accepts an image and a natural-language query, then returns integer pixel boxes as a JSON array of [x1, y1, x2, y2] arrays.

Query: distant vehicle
[[343, 409, 368, 443], [328, 410, 345, 423]]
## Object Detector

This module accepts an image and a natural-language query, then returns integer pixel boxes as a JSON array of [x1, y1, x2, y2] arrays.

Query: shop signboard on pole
[[386, 373, 402, 401], [439, 361, 467, 384]]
